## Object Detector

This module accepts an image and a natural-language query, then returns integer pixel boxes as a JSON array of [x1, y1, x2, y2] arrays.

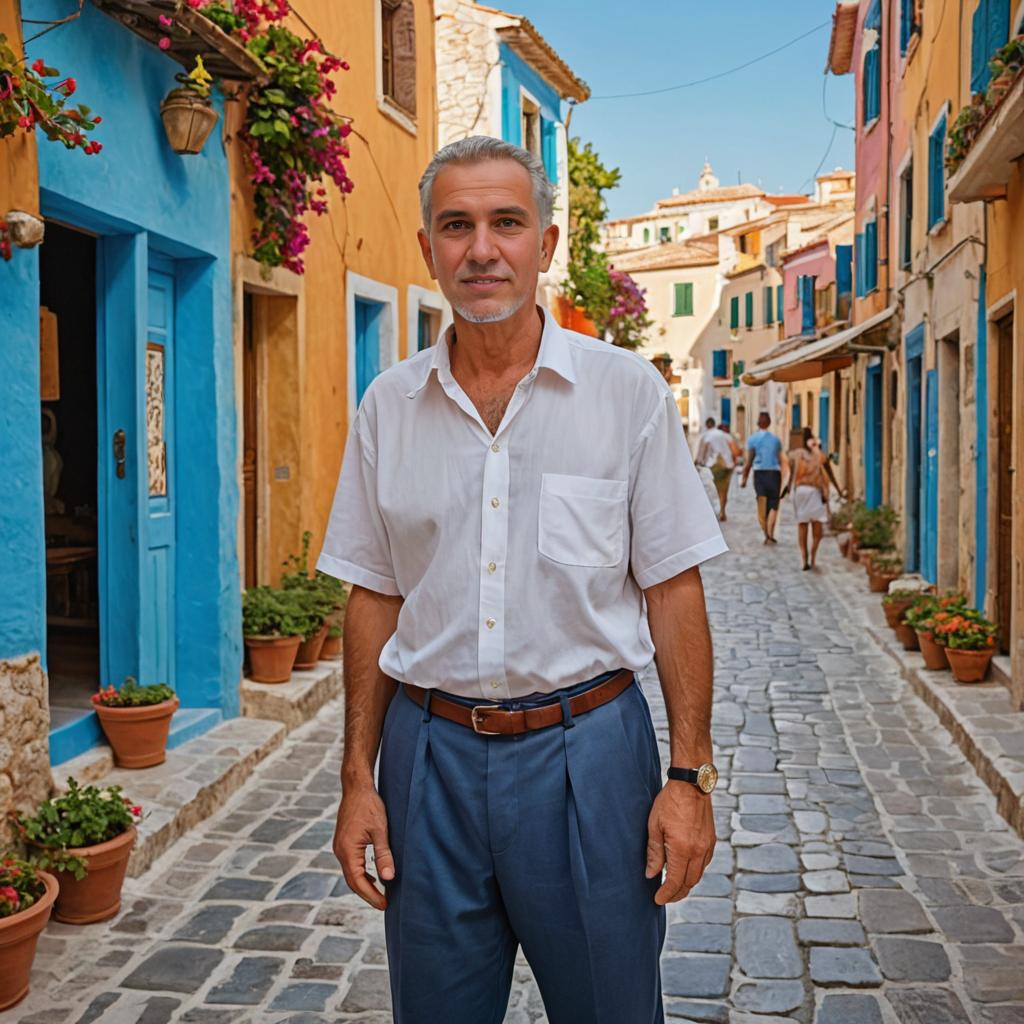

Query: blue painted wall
[[1, 4, 241, 733], [499, 42, 562, 183]]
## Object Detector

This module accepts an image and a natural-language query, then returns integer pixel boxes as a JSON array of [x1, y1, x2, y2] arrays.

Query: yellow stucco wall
[[0, 3, 40, 216], [229, 0, 440, 582]]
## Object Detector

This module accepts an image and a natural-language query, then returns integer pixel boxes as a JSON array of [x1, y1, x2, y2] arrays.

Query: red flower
[[59, 77, 76, 96], [31, 58, 46, 75], [158, 14, 173, 26], [17, 114, 34, 130], [131, 805, 143, 816], [93, 116, 102, 124], [159, 36, 171, 50]]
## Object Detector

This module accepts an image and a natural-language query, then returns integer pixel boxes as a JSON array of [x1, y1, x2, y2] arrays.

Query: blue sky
[[504, 0, 855, 220]]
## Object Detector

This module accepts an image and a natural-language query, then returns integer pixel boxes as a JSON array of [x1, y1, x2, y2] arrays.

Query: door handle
[[113, 428, 127, 479]]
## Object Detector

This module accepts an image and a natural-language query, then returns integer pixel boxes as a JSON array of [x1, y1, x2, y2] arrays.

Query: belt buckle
[[470, 706, 502, 735]]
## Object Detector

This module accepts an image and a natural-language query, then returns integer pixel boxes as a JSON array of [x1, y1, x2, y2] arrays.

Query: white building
[[435, 1, 589, 305]]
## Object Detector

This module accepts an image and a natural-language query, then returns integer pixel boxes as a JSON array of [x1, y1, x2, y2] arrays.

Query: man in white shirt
[[319, 137, 727, 1024], [696, 422, 737, 522]]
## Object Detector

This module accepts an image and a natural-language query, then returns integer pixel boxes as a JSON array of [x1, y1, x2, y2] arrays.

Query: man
[[695, 418, 736, 522], [318, 137, 727, 1024], [740, 410, 789, 543]]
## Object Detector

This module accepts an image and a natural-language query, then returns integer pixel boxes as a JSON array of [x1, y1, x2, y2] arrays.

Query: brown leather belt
[[403, 669, 634, 736]]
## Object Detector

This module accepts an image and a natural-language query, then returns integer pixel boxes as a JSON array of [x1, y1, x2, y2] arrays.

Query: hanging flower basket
[[160, 86, 218, 154]]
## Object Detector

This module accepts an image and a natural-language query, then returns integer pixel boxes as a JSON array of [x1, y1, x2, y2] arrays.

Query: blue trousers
[[377, 673, 667, 1024]]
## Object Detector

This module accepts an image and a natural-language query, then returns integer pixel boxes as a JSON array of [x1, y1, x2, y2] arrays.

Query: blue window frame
[[355, 298, 384, 406], [928, 113, 947, 229], [712, 349, 729, 379], [863, 0, 882, 124], [864, 220, 878, 293], [900, 0, 919, 54], [970, 0, 1011, 94]]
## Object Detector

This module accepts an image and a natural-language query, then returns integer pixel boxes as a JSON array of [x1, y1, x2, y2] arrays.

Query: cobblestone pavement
[[6, 481, 1024, 1024]]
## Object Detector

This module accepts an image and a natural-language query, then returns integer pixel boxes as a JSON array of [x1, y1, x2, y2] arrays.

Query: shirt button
[[487, 561, 497, 573], [491, 442, 501, 453], [485, 617, 496, 629], [490, 681, 500, 689], [490, 497, 500, 508]]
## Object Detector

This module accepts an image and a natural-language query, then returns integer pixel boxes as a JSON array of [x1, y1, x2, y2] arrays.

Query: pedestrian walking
[[740, 411, 789, 544], [786, 428, 842, 570], [318, 136, 727, 1024], [696, 419, 737, 521]]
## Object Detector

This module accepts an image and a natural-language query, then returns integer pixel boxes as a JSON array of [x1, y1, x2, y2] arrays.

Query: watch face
[[697, 763, 718, 794]]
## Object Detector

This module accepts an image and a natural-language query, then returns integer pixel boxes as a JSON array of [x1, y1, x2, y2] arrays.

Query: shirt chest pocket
[[538, 473, 628, 568]]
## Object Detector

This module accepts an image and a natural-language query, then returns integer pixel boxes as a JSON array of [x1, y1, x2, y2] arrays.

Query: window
[[677, 222, 686, 238], [900, 0, 920, 54], [763, 286, 774, 324], [708, 216, 719, 231], [417, 307, 438, 351], [970, 0, 1011, 94], [732, 359, 745, 387], [659, 226, 671, 243], [673, 282, 694, 317], [729, 295, 740, 330], [864, 220, 878, 292], [776, 283, 784, 323], [380, 0, 417, 117], [900, 162, 913, 268], [744, 290, 754, 328], [738, 234, 749, 255], [863, 0, 882, 125], [791, 401, 802, 430], [835, 244, 853, 316], [855, 232, 865, 298], [643, 227, 650, 244], [800, 275, 817, 333], [355, 298, 385, 405], [712, 349, 730, 379], [520, 93, 541, 159], [928, 113, 947, 229], [765, 242, 779, 268]]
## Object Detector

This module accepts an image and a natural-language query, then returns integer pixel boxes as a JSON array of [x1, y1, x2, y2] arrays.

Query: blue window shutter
[[541, 118, 557, 183], [928, 115, 947, 228], [801, 276, 816, 334], [855, 233, 865, 297], [864, 222, 878, 292], [990, 0, 1011, 66], [721, 396, 731, 424], [730, 296, 740, 329], [745, 290, 754, 328], [791, 402, 802, 430], [866, 0, 882, 29], [764, 286, 773, 324], [972, 0, 990, 93], [713, 349, 728, 378], [835, 244, 853, 304], [900, 0, 914, 53], [776, 284, 784, 324]]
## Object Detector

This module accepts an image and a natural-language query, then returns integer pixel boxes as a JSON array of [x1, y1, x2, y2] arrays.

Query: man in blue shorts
[[740, 412, 789, 544]]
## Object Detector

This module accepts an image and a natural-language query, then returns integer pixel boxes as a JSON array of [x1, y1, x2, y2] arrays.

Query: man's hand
[[334, 782, 395, 911], [645, 782, 716, 905]]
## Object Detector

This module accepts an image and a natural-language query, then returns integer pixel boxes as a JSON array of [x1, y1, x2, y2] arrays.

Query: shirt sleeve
[[629, 392, 729, 590], [316, 414, 401, 597]]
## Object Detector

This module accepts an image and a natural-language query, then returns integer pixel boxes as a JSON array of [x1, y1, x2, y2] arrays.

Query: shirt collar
[[405, 305, 577, 398]]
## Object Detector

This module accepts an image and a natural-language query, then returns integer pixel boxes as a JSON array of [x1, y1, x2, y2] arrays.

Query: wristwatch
[[667, 763, 719, 794]]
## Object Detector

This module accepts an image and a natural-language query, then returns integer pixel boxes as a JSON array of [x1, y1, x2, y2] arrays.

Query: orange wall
[[229, 0, 440, 574], [0, 2, 40, 216]]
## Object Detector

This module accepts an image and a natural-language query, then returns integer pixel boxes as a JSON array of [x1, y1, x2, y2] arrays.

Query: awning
[[742, 305, 896, 385]]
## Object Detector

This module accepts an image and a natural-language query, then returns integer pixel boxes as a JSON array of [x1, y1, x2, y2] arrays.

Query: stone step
[[240, 658, 344, 731]]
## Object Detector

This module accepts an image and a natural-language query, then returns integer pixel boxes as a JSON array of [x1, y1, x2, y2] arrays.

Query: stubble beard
[[453, 290, 529, 324]]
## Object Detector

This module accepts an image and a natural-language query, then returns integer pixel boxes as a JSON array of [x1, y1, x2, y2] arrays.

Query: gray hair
[[418, 136, 556, 230]]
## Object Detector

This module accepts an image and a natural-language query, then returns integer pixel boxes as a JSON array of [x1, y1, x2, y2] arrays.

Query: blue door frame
[[905, 325, 925, 572], [864, 363, 883, 508], [355, 298, 384, 406], [922, 369, 938, 582], [819, 389, 830, 452]]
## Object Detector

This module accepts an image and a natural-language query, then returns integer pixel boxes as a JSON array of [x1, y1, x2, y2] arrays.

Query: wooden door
[[996, 313, 1014, 653], [243, 292, 258, 589]]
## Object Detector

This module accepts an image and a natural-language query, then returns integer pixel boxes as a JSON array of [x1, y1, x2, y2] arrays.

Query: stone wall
[[0, 654, 52, 844]]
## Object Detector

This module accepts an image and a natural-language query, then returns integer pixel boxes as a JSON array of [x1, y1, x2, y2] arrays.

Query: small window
[[521, 93, 541, 159], [708, 216, 719, 231], [659, 226, 671, 243], [864, 222, 878, 292], [776, 283, 784, 322], [673, 282, 694, 317], [738, 234, 749, 255], [643, 227, 650, 244], [381, 0, 417, 117], [763, 286, 774, 324], [900, 162, 913, 268], [928, 113, 947, 229], [744, 290, 754, 329], [677, 222, 686, 238], [729, 295, 740, 330], [900, 0, 920, 54], [765, 242, 778, 268], [862, 0, 882, 124], [712, 349, 730, 379]]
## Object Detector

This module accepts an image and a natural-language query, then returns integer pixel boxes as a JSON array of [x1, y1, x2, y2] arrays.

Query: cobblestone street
[[6, 480, 1024, 1024]]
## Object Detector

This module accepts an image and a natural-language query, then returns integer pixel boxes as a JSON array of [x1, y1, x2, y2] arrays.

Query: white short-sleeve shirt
[[317, 307, 727, 699]]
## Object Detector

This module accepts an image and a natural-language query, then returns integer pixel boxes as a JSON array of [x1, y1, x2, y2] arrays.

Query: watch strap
[[667, 767, 700, 784]]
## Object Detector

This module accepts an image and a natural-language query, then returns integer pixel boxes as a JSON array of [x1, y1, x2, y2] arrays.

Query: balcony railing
[[948, 73, 1024, 203], [92, 0, 267, 82]]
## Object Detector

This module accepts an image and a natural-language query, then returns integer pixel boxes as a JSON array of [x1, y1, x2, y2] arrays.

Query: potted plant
[[91, 678, 178, 768], [897, 592, 937, 651], [882, 587, 926, 630], [160, 56, 218, 155], [317, 571, 347, 660], [243, 586, 305, 683], [0, 853, 58, 1010], [933, 609, 998, 683], [13, 779, 141, 925], [913, 592, 968, 670], [281, 533, 336, 668], [286, 588, 329, 669], [868, 551, 903, 593]]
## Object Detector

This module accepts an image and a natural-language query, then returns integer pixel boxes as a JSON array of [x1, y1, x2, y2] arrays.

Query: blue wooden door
[[905, 356, 923, 571], [355, 298, 383, 405], [141, 264, 176, 685], [864, 364, 883, 507], [922, 369, 938, 582], [720, 396, 731, 426], [819, 390, 830, 452]]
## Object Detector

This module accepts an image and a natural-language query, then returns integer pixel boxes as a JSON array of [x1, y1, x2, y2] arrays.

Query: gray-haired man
[[319, 137, 726, 1023]]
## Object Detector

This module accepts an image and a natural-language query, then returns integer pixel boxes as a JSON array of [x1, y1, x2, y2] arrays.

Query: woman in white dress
[[787, 428, 842, 570]]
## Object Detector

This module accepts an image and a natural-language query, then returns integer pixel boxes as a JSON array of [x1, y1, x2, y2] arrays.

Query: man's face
[[418, 159, 559, 324]]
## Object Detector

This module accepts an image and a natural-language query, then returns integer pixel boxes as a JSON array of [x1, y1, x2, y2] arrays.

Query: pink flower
[[17, 114, 33, 129], [159, 36, 171, 50], [158, 14, 173, 26]]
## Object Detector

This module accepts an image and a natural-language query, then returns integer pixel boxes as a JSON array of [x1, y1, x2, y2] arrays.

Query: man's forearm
[[645, 567, 714, 764], [341, 586, 403, 788]]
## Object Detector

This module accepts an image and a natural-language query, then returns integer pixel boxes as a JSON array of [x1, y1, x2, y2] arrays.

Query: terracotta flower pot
[[883, 599, 914, 629], [160, 88, 219, 154], [0, 870, 58, 1011], [294, 624, 328, 670], [917, 630, 949, 671], [946, 647, 994, 684], [894, 622, 919, 651], [320, 632, 342, 660], [869, 570, 899, 594], [95, 697, 179, 769], [29, 827, 135, 925], [245, 635, 301, 684], [837, 532, 851, 556]]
